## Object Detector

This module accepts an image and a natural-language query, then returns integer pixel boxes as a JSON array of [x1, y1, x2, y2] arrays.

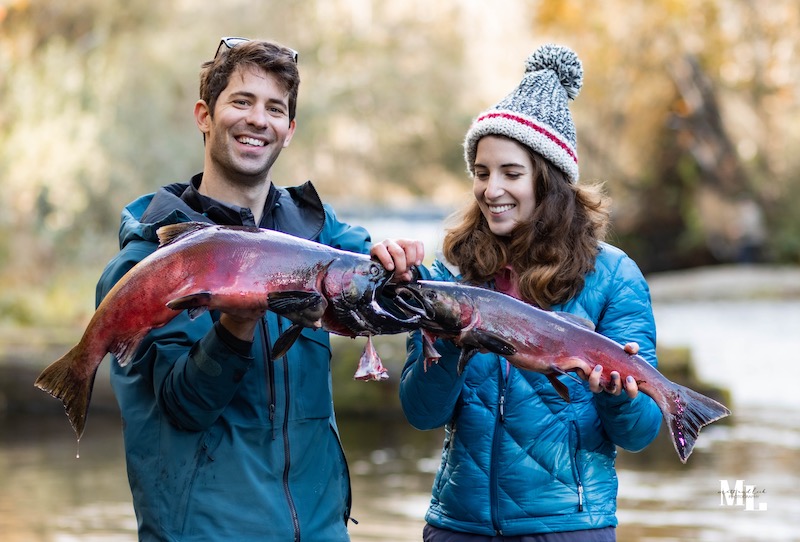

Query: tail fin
[[34, 345, 96, 442], [665, 384, 731, 463]]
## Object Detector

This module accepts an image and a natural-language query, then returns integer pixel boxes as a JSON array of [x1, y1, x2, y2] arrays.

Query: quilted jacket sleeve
[[318, 204, 371, 254], [590, 249, 662, 452], [399, 261, 468, 430]]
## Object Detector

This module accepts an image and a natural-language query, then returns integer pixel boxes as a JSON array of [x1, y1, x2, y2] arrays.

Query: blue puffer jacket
[[399, 244, 662, 536], [97, 179, 370, 541]]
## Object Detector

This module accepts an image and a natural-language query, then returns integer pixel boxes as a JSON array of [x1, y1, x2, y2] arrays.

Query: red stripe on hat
[[477, 112, 577, 164]]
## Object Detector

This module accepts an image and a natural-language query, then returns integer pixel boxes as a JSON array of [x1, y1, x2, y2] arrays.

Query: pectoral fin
[[267, 290, 325, 315], [456, 346, 478, 375], [467, 329, 516, 357], [271, 323, 304, 359], [167, 292, 213, 319]]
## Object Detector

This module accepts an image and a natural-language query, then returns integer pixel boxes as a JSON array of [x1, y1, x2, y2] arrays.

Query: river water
[[1, 289, 799, 541]]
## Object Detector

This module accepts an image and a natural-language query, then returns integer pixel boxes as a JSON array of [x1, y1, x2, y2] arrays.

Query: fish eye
[[369, 263, 382, 277]]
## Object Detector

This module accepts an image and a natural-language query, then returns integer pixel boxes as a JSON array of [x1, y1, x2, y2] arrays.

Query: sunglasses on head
[[214, 37, 299, 63]]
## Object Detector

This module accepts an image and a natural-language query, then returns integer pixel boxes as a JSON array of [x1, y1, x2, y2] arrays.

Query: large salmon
[[35, 222, 419, 440], [393, 280, 731, 463]]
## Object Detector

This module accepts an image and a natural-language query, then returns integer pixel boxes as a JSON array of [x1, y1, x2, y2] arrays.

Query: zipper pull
[[578, 482, 584, 512], [499, 393, 505, 422]]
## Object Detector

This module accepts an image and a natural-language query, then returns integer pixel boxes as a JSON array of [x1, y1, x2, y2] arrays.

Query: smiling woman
[[472, 135, 537, 237], [395, 44, 664, 541]]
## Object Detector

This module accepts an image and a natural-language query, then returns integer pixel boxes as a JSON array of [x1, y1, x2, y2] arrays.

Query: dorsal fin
[[156, 222, 213, 248], [556, 311, 595, 331]]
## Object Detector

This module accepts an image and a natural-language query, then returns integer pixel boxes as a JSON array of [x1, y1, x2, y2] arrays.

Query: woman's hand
[[588, 342, 640, 398]]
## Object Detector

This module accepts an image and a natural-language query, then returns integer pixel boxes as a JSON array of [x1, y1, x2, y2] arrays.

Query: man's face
[[198, 65, 296, 185]]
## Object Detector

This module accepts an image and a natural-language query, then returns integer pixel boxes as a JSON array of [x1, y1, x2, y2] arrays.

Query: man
[[97, 37, 421, 541]]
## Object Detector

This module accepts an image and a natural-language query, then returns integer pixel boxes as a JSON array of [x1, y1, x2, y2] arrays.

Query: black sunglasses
[[214, 37, 299, 63]]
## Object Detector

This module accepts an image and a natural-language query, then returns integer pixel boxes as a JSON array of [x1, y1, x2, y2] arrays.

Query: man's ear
[[282, 118, 297, 148], [194, 100, 212, 135]]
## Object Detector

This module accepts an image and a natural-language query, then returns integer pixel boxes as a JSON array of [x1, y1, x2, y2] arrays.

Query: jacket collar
[[130, 173, 326, 242]]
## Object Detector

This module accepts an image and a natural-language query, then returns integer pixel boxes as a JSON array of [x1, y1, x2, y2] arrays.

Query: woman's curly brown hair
[[443, 139, 611, 309]]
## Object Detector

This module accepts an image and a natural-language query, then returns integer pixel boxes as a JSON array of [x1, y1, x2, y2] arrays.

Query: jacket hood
[[117, 183, 208, 250]]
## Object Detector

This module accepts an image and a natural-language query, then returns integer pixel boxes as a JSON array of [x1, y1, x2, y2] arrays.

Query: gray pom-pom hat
[[463, 44, 584, 184]]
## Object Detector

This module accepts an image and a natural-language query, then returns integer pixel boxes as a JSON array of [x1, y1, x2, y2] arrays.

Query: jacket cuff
[[189, 323, 254, 381], [593, 387, 641, 410], [213, 320, 254, 357]]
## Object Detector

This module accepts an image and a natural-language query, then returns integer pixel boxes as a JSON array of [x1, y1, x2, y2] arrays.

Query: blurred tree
[[1, 0, 800, 327], [530, 0, 799, 269]]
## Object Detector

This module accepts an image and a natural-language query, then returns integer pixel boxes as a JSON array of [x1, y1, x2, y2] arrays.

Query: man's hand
[[219, 309, 267, 341], [370, 239, 425, 282]]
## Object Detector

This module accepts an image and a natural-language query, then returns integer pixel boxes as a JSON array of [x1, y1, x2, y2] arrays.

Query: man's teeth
[[489, 204, 514, 213], [238, 136, 265, 147]]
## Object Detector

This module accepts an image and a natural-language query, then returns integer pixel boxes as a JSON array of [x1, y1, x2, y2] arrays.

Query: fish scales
[[395, 280, 731, 463], [35, 222, 419, 441]]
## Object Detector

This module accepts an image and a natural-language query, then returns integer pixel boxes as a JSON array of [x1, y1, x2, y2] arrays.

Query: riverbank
[[647, 263, 800, 301]]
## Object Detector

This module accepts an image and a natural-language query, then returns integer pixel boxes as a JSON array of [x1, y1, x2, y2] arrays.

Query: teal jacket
[[97, 178, 370, 541], [399, 245, 662, 536]]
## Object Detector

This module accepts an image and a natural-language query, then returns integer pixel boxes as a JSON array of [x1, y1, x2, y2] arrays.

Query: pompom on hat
[[464, 44, 584, 184]]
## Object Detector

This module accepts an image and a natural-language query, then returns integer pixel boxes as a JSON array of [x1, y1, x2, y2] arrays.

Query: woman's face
[[472, 136, 536, 237]]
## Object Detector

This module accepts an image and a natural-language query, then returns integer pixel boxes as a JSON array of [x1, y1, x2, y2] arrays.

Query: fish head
[[323, 258, 421, 335], [392, 280, 467, 335]]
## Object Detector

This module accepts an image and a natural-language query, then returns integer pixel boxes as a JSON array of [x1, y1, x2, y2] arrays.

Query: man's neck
[[198, 170, 272, 225]]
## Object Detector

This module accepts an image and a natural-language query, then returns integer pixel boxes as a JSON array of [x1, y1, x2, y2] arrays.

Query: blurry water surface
[[2, 293, 798, 541]]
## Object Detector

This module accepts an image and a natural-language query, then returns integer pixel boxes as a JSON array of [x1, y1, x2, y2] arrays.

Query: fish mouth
[[389, 281, 465, 335], [366, 270, 424, 332], [386, 282, 431, 320], [330, 263, 421, 335]]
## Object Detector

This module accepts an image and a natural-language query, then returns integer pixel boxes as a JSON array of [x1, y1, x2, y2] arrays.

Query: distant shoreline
[[647, 264, 800, 302]]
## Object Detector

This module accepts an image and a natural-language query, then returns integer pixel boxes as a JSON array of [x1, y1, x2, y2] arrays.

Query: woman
[[397, 44, 662, 541]]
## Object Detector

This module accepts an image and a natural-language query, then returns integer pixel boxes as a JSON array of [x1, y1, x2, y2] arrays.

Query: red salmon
[[395, 280, 731, 463], [35, 222, 418, 440]]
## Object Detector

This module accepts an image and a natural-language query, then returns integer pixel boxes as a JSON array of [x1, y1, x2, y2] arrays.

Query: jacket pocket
[[288, 328, 334, 420], [330, 421, 353, 525], [172, 427, 225, 534], [569, 420, 585, 512]]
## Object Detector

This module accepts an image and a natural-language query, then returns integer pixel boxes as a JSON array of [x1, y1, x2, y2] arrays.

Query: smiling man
[[96, 38, 422, 541]]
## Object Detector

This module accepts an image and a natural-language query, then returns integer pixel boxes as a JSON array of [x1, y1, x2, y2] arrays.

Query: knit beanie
[[463, 44, 583, 184]]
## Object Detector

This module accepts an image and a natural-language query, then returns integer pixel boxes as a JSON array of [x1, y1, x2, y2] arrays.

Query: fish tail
[[663, 384, 731, 463], [34, 344, 96, 441]]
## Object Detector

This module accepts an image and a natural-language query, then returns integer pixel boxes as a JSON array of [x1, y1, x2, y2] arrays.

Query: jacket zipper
[[259, 320, 276, 441], [276, 317, 301, 542], [490, 360, 512, 535], [571, 420, 584, 512]]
